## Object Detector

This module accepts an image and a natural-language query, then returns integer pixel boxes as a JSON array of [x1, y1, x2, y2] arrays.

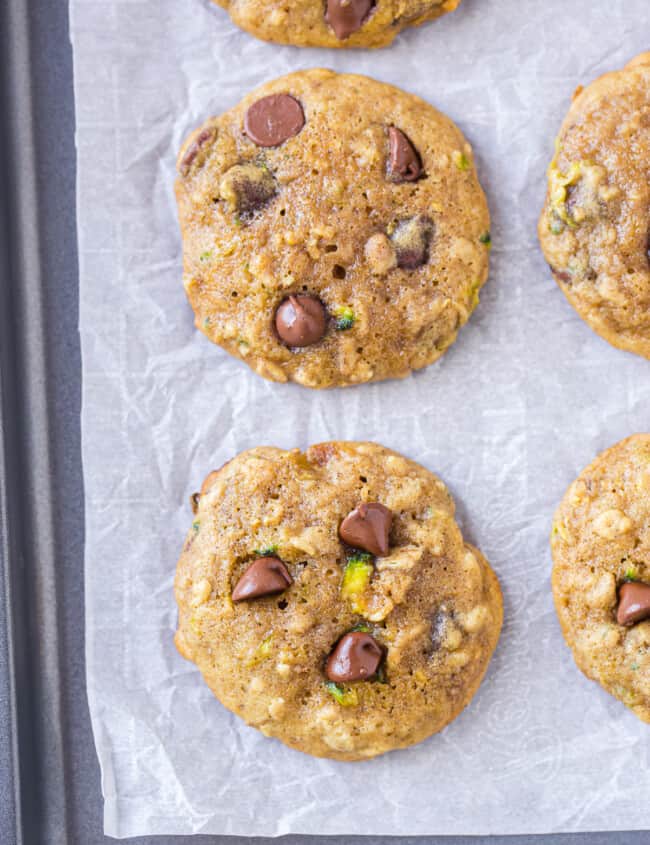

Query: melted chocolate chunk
[[219, 163, 277, 217], [390, 215, 433, 269], [244, 94, 305, 147]]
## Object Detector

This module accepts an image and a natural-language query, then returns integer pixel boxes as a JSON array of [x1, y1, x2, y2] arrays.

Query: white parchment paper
[[71, 0, 650, 837]]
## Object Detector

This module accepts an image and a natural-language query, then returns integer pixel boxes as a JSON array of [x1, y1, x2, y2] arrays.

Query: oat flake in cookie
[[551, 434, 650, 723], [175, 69, 491, 389], [539, 53, 650, 359], [174, 442, 502, 760], [211, 1, 462, 49]]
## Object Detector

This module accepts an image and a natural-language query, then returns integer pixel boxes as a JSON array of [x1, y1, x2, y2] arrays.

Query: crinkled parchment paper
[[71, 0, 650, 836]]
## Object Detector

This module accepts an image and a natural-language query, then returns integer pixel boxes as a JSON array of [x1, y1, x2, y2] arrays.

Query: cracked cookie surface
[[175, 69, 490, 389], [551, 434, 650, 723], [211, 0, 462, 49], [174, 441, 502, 760], [539, 53, 650, 359]]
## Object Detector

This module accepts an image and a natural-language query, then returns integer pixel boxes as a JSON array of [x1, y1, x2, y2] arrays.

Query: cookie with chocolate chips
[[210, 0, 462, 49], [174, 441, 503, 761], [175, 69, 490, 388], [551, 434, 650, 723], [538, 53, 650, 359]]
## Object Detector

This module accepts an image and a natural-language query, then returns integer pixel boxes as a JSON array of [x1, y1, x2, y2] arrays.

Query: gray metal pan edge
[[0, 126, 22, 845], [1, 0, 73, 841], [0, 0, 647, 842]]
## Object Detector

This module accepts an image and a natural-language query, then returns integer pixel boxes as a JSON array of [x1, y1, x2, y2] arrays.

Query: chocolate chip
[[275, 295, 327, 348], [387, 127, 422, 183], [616, 581, 650, 626], [550, 265, 572, 285], [390, 215, 433, 269], [244, 94, 305, 148], [190, 492, 201, 514], [232, 556, 293, 602], [325, 0, 375, 39], [325, 632, 384, 682], [339, 502, 392, 556], [219, 163, 276, 218], [179, 127, 215, 177]]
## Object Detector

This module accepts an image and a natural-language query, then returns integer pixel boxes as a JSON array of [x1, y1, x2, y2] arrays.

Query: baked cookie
[[538, 53, 650, 359], [175, 69, 491, 389], [175, 442, 502, 760], [551, 434, 650, 723], [210, 1, 462, 49]]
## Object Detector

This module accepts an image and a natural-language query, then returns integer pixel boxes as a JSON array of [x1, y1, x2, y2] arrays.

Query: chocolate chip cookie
[[175, 69, 491, 389], [538, 53, 650, 359], [211, 1, 462, 49], [551, 434, 650, 723], [174, 442, 502, 760]]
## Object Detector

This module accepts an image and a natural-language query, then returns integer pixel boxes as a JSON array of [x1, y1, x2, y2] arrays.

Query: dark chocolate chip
[[275, 295, 327, 348], [390, 215, 433, 269], [232, 556, 293, 602], [244, 94, 305, 148], [179, 127, 215, 177], [616, 581, 650, 626], [339, 502, 392, 556], [325, 632, 384, 682], [325, 0, 375, 39], [219, 163, 276, 217], [387, 127, 422, 183]]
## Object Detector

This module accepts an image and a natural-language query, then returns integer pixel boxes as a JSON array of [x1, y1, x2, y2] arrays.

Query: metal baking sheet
[[0, 0, 648, 843]]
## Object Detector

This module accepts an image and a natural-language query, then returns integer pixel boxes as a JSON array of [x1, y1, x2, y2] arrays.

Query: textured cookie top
[[174, 442, 502, 760], [212, 0, 462, 49], [539, 53, 650, 359], [175, 70, 490, 388], [551, 434, 650, 723]]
